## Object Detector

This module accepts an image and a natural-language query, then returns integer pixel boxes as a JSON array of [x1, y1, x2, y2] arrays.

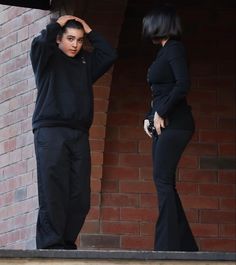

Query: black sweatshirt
[[30, 22, 117, 132], [146, 39, 194, 131]]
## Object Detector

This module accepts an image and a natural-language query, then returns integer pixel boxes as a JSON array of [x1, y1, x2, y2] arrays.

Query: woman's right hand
[[144, 119, 152, 138]]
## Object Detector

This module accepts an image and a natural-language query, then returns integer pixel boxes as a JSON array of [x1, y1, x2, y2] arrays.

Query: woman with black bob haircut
[[143, 5, 182, 41], [142, 5, 199, 251]]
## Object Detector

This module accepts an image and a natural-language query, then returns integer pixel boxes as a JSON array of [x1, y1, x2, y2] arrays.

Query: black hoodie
[[30, 22, 117, 132]]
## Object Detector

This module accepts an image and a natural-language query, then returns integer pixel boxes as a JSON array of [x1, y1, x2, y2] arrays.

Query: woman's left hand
[[154, 111, 165, 135]]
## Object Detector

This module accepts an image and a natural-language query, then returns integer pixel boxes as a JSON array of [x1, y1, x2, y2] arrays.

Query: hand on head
[[57, 15, 92, 34]]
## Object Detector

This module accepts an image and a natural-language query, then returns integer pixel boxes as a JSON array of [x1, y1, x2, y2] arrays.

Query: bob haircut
[[57, 19, 84, 39], [142, 5, 182, 40]]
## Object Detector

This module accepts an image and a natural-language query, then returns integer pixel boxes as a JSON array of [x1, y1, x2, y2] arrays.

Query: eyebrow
[[67, 35, 84, 40]]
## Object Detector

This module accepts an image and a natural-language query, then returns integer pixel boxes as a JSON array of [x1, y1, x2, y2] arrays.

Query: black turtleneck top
[[146, 39, 194, 131]]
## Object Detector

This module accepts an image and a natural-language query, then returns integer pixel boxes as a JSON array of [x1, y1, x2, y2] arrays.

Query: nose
[[72, 40, 77, 48]]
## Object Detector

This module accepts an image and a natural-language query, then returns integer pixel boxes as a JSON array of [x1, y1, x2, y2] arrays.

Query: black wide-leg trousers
[[152, 129, 198, 251], [34, 127, 91, 249]]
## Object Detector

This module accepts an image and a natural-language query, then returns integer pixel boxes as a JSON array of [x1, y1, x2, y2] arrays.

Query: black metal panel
[[0, 0, 51, 10]]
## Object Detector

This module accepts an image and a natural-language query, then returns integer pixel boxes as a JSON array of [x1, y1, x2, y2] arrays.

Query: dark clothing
[[31, 22, 117, 249], [30, 22, 117, 132], [146, 39, 198, 251], [152, 130, 198, 251], [34, 127, 91, 249], [147, 40, 194, 131]]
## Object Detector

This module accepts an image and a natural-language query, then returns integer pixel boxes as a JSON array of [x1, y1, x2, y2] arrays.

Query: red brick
[[89, 126, 105, 139], [219, 224, 236, 238], [121, 235, 153, 250], [101, 221, 139, 235], [107, 112, 139, 126], [120, 208, 157, 222], [185, 143, 218, 156], [4, 138, 16, 152], [119, 154, 152, 167], [120, 180, 155, 194], [101, 180, 118, 192], [21, 118, 32, 133], [103, 153, 119, 166], [105, 126, 119, 140], [93, 113, 106, 126], [178, 169, 218, 183], [200, 238, 236, 252], [91, 166, 102, 179], [140, 222, 155, 236], [93, 85, 110, 98], [90, 139, 104, 152], [199, 184, 235, 197], [3, 161, 27, 178], [105, 140, 137, 153], [101, 207, 120, 221], [220, 198, 236, 210], [102, 193, 138, 207], [103, 166, 139, 180], [139, 167, 153, 180], [219, 144, 236, 156], [80, 221, 99, 233], [90, 193, 100, 206], [200, 104, 234, 117], [86, 206, 100, 220], [218, 118, 236, 130], [185, 209, 199, 223], [91, 152, 103, 165], [140, 194, 157, 208], [218, 86, 235, 105], [94, 98, 108, 112], [188, 90, 217, 104], [200, 130, 235, 143], [194, 117, 217, 129], [138, 139, 152, 153], [218, 170, 236, 184], [200, 210, 235, 224], [91, 179, 101, 192], [191, 223, 218, 237], [119, 127, 146, 140], [179, 155, 198, 168], [190, 62, 218, 77], [182, 196, 219, 209], [176, 182, 198, 195]]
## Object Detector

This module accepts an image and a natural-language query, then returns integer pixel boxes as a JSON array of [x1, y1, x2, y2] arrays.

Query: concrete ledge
[[0, 249, 235, 261]]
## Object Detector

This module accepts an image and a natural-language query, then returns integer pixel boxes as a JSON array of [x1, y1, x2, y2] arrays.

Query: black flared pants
[[34, 127, 91, 249], [152, 129, 198, 251]]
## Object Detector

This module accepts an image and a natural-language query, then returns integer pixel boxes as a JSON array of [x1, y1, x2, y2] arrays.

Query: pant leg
[[34, 127, 71, 249], [64, 130, 91, 249], [152, 129, 198, 251]]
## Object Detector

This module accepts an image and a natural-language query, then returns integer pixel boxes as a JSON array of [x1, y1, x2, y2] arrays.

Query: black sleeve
[[30, 22, 61, 76], [87, 31, 117, 82], [154, 43, 190, 117]]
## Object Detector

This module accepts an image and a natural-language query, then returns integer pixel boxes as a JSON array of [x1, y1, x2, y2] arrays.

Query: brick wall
[[0, 0, 235, 252], [0, 5, 52, 249]]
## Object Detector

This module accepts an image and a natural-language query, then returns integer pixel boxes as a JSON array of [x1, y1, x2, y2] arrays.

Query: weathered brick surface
[[0, 0, 235, 253]]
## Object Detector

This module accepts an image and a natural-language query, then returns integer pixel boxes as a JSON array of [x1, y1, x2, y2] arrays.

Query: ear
[[56, 34, 61, 44]]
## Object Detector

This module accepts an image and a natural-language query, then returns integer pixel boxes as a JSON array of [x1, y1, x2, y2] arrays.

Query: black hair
[[142, 5, 182, 40], [57, 19, 84, 38]]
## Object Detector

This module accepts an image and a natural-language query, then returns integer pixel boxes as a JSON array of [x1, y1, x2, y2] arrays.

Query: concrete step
[[0, 249, 235, 265]]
